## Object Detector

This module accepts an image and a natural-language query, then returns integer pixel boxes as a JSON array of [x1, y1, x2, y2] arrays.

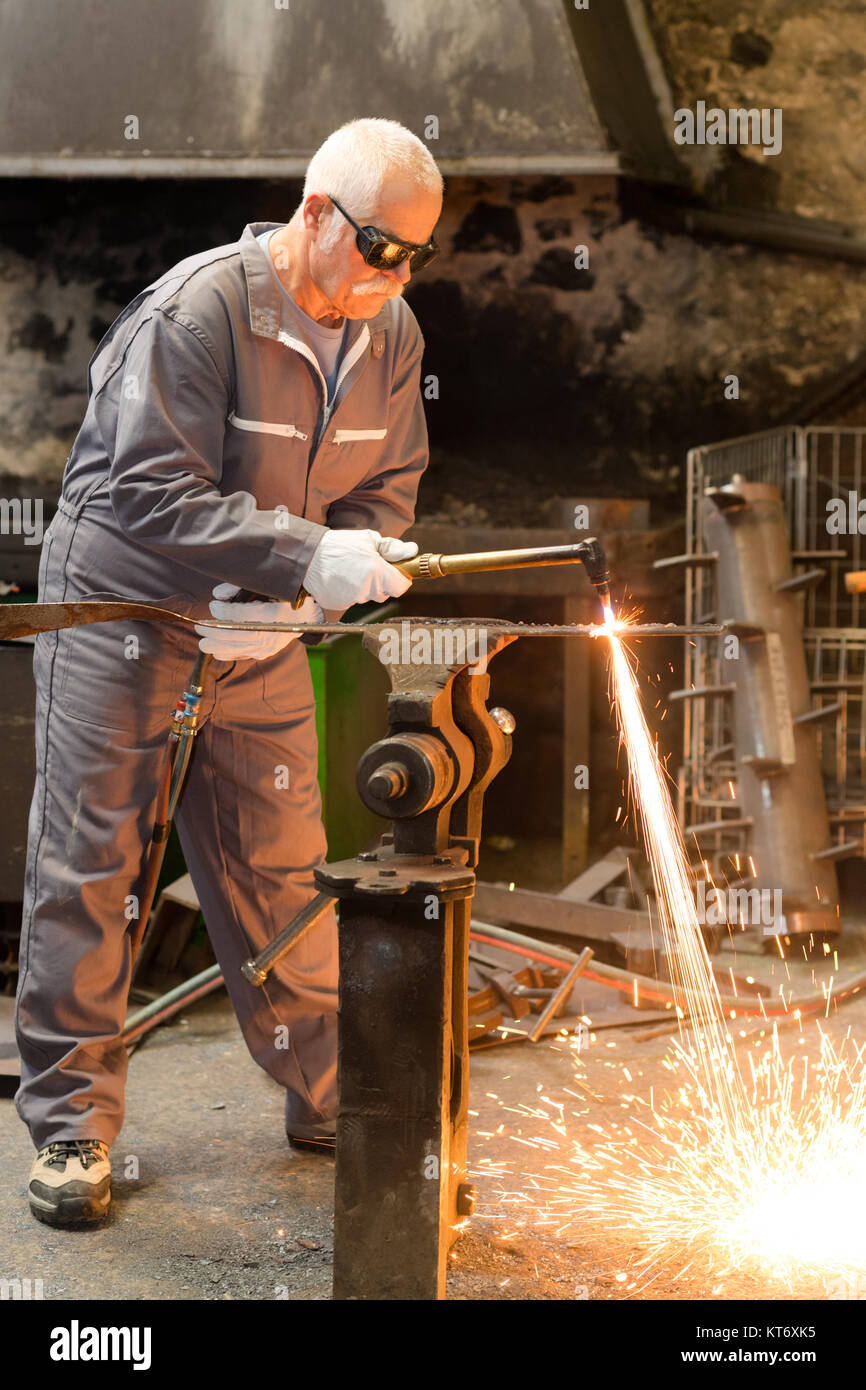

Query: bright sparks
[[473, 610, 866, 1293]]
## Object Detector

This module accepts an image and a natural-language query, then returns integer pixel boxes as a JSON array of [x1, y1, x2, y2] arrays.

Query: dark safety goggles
[[328, 194, 440, 272]]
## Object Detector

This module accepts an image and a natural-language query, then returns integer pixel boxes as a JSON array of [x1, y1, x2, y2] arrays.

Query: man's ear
[[303, 193, 329, 236]]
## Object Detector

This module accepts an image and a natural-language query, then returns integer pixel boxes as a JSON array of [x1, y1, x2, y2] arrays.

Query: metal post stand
[[315, 622, 516, 1300]]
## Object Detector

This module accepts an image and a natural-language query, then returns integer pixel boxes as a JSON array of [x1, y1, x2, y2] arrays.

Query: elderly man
[[16, 118, 443, 1226]]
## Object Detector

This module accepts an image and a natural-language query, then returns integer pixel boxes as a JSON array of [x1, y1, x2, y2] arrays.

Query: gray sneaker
[[28, 1140, 111, 1226]]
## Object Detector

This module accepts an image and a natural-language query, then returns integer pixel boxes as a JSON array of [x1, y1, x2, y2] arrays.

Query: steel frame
[[681, 425, 866, 867]]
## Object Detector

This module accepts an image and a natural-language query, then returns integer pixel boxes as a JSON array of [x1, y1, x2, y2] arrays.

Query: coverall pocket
[[55, 622, 190, 735], [259, 640, 317, 717]]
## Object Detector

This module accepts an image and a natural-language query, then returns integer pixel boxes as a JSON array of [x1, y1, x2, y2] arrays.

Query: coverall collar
[[240, 221, 375, 359]]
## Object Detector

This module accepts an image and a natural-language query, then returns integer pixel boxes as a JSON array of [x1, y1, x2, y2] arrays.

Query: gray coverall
[[15, 222, 429, 1148]]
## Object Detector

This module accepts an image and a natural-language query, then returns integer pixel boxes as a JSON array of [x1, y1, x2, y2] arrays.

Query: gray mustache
[[352, 277, 401, 297]]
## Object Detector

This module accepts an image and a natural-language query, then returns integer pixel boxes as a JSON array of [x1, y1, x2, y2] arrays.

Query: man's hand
[[302, 530, 418, 609], [195, 584, 324, 660]]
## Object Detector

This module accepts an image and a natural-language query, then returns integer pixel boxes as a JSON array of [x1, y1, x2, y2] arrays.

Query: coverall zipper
[[277, 327, 373, 514]]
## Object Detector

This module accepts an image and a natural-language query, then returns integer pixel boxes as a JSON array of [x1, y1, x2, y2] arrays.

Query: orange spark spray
[[473, 609, 866, 1292], [602, 606, 747, 1129]]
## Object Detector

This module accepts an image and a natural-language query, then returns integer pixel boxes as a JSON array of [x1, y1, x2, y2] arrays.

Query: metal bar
[[653, 552, 719, 569], [241, 892, 336, 985], [806, 429, 819, 626], [662, 204, 866, 265], [0, 601, 730, 641], [471, 880, 653, 944], [0, 152, 625, 178], [683, 445, 700, 840], [811, 840, 861, 861], [831, 430, 841, 627], [792, 426, 809, 564], [668, 684, 737, 700], [775, 568, 826, 593], [855, 432, 863, 628], [794, 702, 844, 726], [557, 0, 688, 186], [838, 635, 848, 799], [684, 816, 755, 836], [791, 550, 849, 560], [557, 846, 631, 903], [528, 948, 594, 1043]]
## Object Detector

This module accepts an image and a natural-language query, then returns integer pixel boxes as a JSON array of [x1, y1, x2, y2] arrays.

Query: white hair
[[302, 118, 443, 228]]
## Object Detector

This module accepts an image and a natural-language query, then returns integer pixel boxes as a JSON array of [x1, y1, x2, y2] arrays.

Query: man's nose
[[390, 259, 412, 285]]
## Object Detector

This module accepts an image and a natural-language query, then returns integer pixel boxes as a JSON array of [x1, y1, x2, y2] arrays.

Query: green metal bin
[[306, 624, 391, 861]]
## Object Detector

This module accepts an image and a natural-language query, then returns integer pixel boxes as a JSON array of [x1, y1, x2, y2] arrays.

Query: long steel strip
[[0, 599, 729, 641]]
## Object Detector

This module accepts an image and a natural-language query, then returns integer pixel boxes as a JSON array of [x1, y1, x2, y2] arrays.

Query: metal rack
[[680, 426, 866, 868]]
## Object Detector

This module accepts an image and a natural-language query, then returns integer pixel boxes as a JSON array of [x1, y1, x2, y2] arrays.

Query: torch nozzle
[[574, 538, 611, 610]]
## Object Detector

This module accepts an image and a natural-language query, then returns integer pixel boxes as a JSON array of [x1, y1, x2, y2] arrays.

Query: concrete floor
[[0, 990, 587, 1301], [1, 996, 338, 1301], [2, 928, 865, 1301]]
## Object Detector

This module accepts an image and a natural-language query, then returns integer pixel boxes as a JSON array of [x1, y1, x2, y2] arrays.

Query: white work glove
[[195, 583, 324, 660], [302, 529, 418, 610]]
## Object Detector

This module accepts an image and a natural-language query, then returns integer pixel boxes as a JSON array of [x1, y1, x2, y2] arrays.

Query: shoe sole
[[287, 1136, 336, 1155], [29, 1188, 111, 1227]]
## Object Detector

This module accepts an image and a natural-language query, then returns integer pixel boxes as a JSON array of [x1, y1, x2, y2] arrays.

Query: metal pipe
[[123, 964, 224, 1045], [469, 919, 866, 1019]]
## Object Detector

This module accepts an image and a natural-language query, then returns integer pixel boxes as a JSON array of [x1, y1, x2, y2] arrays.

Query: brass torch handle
[[395, 543, 601, 579]]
